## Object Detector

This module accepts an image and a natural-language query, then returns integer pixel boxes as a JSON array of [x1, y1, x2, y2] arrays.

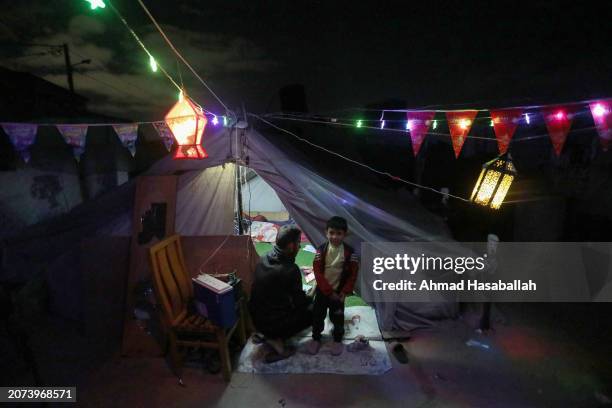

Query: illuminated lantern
[[470, 153, 516, 210], [165, 97, 208, 159]]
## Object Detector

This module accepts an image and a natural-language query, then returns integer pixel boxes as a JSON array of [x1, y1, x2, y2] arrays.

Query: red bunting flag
[[542, 106, 573, 156], [406, 111, 435, 156], [490, 108, 523, 154], [589, 100, 612, 151], [445, 110, 478, 158]]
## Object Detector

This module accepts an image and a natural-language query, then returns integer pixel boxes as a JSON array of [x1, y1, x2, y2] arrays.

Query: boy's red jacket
[[313, 242, 359, 296]]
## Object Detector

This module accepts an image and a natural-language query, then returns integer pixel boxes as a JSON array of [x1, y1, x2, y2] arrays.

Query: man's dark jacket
[[249, 246, 309, 331]]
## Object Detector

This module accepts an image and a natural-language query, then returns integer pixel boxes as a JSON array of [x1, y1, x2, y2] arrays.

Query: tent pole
[[236, 163, 244, 235]]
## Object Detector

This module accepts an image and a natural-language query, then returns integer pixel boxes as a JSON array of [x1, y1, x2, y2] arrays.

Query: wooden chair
[[148, 235, 247, 382]]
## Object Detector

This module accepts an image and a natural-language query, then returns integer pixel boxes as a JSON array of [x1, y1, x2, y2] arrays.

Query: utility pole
[[63, 43, 74, 93]]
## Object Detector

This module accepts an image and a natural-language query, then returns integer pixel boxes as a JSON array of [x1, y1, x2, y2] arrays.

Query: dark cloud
[[1, 4, 279, 120], [1, 1, 611, 121]]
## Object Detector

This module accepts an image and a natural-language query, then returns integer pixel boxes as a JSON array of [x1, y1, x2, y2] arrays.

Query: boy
[[306, 216, 359, 356]]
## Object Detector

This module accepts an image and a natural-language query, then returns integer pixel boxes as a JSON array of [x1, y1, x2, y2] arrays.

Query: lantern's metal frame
[[470, 152, 517, 209]]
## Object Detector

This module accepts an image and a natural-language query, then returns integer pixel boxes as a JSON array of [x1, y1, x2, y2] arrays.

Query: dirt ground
[[1, 303, 611, 407]]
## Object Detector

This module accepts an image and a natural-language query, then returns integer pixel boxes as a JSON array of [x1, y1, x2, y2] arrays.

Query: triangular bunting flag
[[153, 121, 174, 152], [589, 100, 612, 151], [445, 110, 478, 158], [112, 123, 139, 157], [542, 107, 573, 156], [57, 124, 88, 161], [1, 123, 37, 163], [490, 108, 523, 154], [407, 111, 435, 156]]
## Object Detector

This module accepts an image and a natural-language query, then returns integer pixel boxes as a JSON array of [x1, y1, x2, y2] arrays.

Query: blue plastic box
[[193, 282, 237, 328]]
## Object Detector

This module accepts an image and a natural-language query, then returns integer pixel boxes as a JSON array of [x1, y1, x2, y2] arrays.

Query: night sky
[[1, 1, 611, 120]]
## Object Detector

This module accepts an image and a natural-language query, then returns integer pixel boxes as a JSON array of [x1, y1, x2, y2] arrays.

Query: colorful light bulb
[[380, 120, 385, 129], [223, 116, 228, 126], [212, 115, 219, 125], [555, 110, 565, 120], [85, 0, 106, 10], [149, 55, 158, 72], [490, 120, 494, 127], [432, 120, 437, 129], [406, 120, 413, 130], [356, 120, 363, 128], [593, 103, 607, 118], [178, 89, 184, 101], [459, 119, 471, 130], [524, 113, 530, 124]]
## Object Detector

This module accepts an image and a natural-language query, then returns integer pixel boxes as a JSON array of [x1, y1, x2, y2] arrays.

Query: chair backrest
[[149, 235, 193, 327]]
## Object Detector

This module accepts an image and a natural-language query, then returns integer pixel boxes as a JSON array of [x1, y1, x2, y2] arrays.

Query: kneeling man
[[249, 225, 312, 362]]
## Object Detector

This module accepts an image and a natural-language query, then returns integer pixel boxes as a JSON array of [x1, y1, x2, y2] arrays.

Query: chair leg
[[217, 328, 232, 382], [168, 332, 184, 383]]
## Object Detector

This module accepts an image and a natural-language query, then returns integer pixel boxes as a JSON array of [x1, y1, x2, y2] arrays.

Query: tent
[[1, 123, 460, 335], [241, 169, 289, 221]]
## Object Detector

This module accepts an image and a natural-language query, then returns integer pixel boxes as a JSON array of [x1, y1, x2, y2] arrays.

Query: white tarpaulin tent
[[242, 169, 288, 217], [2, 123, 460, 333]]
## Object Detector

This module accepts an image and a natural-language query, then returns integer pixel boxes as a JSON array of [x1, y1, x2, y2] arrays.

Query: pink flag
[[589, 100, 612, 151], [445, 110, 478, 158], [490, 108, 523, 154], [542, 107, 573, 156], [406, 111, 435, 156], [1, 123, 37, 163]]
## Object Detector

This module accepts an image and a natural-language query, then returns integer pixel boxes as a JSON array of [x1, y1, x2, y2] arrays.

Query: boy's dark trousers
[[312, 288, 344, 342]]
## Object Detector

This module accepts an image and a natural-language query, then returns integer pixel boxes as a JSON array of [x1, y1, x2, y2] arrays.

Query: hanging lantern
[[165, 96, 208, 159], [470, 153, 516, 210]]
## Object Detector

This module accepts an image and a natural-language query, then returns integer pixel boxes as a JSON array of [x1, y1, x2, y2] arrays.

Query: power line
[[70, 49, 161, 99], [73, 70, 158, 104]]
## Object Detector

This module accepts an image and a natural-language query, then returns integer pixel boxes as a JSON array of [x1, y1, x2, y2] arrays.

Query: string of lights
[[308, 97, 611, 114], [135, 0, 232, 114], [86, 1, 222, 118], [261, 113, 599, 143], [265, 107, 593, 124], [250, 113, 472, 202], [105, 1, 181, 91]]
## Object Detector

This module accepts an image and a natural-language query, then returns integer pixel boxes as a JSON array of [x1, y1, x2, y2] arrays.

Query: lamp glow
[[223, 116, 228, 126], [593, 103, 607, 118], [555, 110, 565, 120], [406, 120, 413, 130], [149, 55, 158, 72], [459, 119, 471, 130], [470, 153, 516, 210], [490, 120, 494, 127], [356, 120, 363, 128], [178, 89, 184, 101], [380, 120, 386, 129], [524, 113, 530, 124], [85, 0, 106, 9], [432, 120, 437, 129], [212, 115, 219, 125], [165, 97, 208, 159]]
